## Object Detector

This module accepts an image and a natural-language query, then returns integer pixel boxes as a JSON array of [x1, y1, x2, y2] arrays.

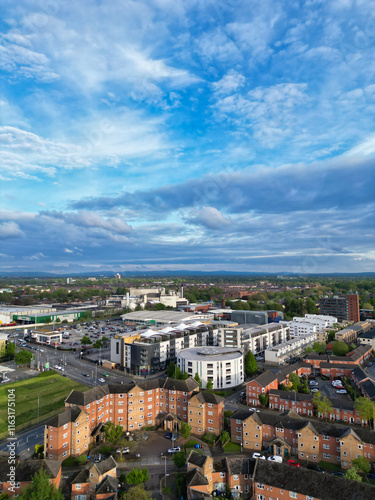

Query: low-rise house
[[247, 372, 279, 407], [252, 459, 375, 500], [0, 458, 61, 497], [269, 390, 314, 417], [71, 456, 117, 499], [186, 451, 254, 499]]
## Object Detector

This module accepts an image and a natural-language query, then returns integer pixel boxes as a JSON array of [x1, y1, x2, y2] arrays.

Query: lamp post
[[162, 455, 169, 488]]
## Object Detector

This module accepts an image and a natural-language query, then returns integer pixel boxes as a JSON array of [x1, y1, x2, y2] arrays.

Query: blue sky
[[1, 0, 375, 274]]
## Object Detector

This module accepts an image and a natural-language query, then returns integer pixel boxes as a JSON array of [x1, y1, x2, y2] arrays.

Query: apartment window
[[62, 451, 67, 457], [307, 497, 315, 500], [290, 493, 297, 499], [323, 444, 329, 450], [76, 484, 81, 490], [257, 483, 264, 490], [323, 453, 330, 459]]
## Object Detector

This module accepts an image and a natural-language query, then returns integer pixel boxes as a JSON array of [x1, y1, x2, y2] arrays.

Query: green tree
[[166, 361, 176, 378], [175, 366, 183, 379], [181, 371, 189, 380], [244, 351, 258, 376], [354, 397, 375, 429], [80, 335, 91, 347], [123, 485, 152, 500], [126, 468, 149, 485], [313, 392, 333, 419], [327, 331, 335, 343], [14, 350, 33, 365], [344, 467, 362, 482], [304, 346, 313, 354], [206, 379, 213, 390], [118, 471, 127, 486], [221, 430, 230, 445], [352, 456, 371, 475], [258, 393, 269, 407], [331, 341, 349, 356], [101, 336, 109, 343], [93, 340, 103, 349], [18, 467, 64, 499], [172, 450, 186, 471], [104, 422, 123, 445], [180, 421, 191, 440], [194, 373, 201, 387], [5, 342, 16, 359], [288, 373, 300, 391], [313, 342, 326, 354]]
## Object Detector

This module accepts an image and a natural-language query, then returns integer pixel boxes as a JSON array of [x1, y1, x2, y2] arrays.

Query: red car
[[287, 459, 301, 467]]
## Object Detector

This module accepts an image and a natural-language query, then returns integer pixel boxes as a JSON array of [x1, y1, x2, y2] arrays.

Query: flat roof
[[121, 310, 204, 323], [178, 346, 243, 361]]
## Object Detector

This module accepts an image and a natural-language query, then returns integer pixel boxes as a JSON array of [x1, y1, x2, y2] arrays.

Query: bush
[[97, 445, 112, 454], [202, 433, 217, 445]]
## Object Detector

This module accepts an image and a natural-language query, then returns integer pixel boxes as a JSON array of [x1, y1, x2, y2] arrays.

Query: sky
[[0, 0, 375, 274]]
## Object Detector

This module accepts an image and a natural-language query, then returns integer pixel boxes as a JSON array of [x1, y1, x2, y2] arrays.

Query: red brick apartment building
[[268, 389, 369, 425], [45, 377, 223, 460], [252, 460, 375, 500], [230, 409, 375, 469], [0, 458, 61, 498], [304, 344, 372, 369], [186, 451, 254, 499], [247, 372, 279, 407]]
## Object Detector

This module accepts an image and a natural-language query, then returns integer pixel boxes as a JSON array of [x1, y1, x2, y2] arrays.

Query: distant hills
[[0, 270, 374, 278]]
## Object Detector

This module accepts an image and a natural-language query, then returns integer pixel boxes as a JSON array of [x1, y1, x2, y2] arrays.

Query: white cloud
[[212, 70, 245, 97], [0, 221, 24, 238], [185, 206, 231, 229]]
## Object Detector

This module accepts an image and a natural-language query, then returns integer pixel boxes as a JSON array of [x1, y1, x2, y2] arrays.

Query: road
[[0, 425, 45, 457]]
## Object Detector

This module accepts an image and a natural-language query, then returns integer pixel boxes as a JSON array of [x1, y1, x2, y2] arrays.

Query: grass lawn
[[0, 372, 88, 439], [223, 442, 242, 453], [318, 460, 341, 473], [185, 440, 200, 448]]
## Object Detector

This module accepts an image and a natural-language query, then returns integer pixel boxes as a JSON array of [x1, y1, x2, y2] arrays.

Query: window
[[257, 483, 264, 490], [76, 484, 81, 490], [290, 493, 297, 499]]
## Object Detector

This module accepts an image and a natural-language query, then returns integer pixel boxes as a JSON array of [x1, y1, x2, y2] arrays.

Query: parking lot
[[312, 377, 352, 402]]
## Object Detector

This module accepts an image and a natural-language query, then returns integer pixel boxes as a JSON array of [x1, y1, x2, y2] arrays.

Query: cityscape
[[1, 1, 375, 500]]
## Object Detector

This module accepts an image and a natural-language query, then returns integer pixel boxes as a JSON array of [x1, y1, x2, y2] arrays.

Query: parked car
[[172, 433, 179, 440], [249, 408, 260, 412], [252, 453, 266, 460], [94, 454, 102, 463], [116, 447, 130, 454], [309, 381, 319, 386], [311, 388, 319, 393], [331, 471, 345, 477], [98, 378, 105, 383], [168, 446, 181, 454], [287, 459, 300, 467], [267, 455, 282, 463], [165, 432, 172, 439], [82, 373, 90, 377], [307, 464, 325, 473], [336, 389, 347, 394]]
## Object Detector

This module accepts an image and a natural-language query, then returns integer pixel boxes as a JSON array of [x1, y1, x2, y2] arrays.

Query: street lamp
[[162, 455, 169, 488], [240, 442, 243, 453]]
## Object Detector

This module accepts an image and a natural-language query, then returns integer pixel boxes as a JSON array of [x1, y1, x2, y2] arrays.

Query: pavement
[[0, 424, 45, 458]]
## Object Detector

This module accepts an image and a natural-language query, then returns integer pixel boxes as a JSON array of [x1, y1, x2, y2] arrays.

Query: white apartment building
[[177, 346, 244, 389], [281, 314, 337, 337], [220, 323, 290, 354], [265, 333, 317, 365]]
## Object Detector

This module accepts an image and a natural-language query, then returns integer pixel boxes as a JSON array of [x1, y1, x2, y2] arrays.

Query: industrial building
[[231, 309, 284, 325], [177, 346, 244, 389], [0, 306, 56, 325], [105, 287, 188, 310]]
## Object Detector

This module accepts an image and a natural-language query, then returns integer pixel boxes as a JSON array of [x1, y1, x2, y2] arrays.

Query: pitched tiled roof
[[226, 457, 254, 475], [0, 459, 61, 482], [163, 376, 200, 392], [185, 468, 208, 488], [269, 389, 313, 402], [249, 371, 278, 388], [92, 456, 116, 476], [253, 460, 375, 500], [360, 379, 375, 400], [95, 475, 118, 494], [65, 385, 109, 406], [47, 406, 84, 428], [352, 366, 368, 382], [187, 450, 208, 468], [71, 469, 89, 484], [191, 391, 224, 404]]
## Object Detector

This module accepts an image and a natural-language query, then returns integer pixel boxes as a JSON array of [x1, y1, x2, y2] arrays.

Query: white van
[[267, 455, 282, 463]]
